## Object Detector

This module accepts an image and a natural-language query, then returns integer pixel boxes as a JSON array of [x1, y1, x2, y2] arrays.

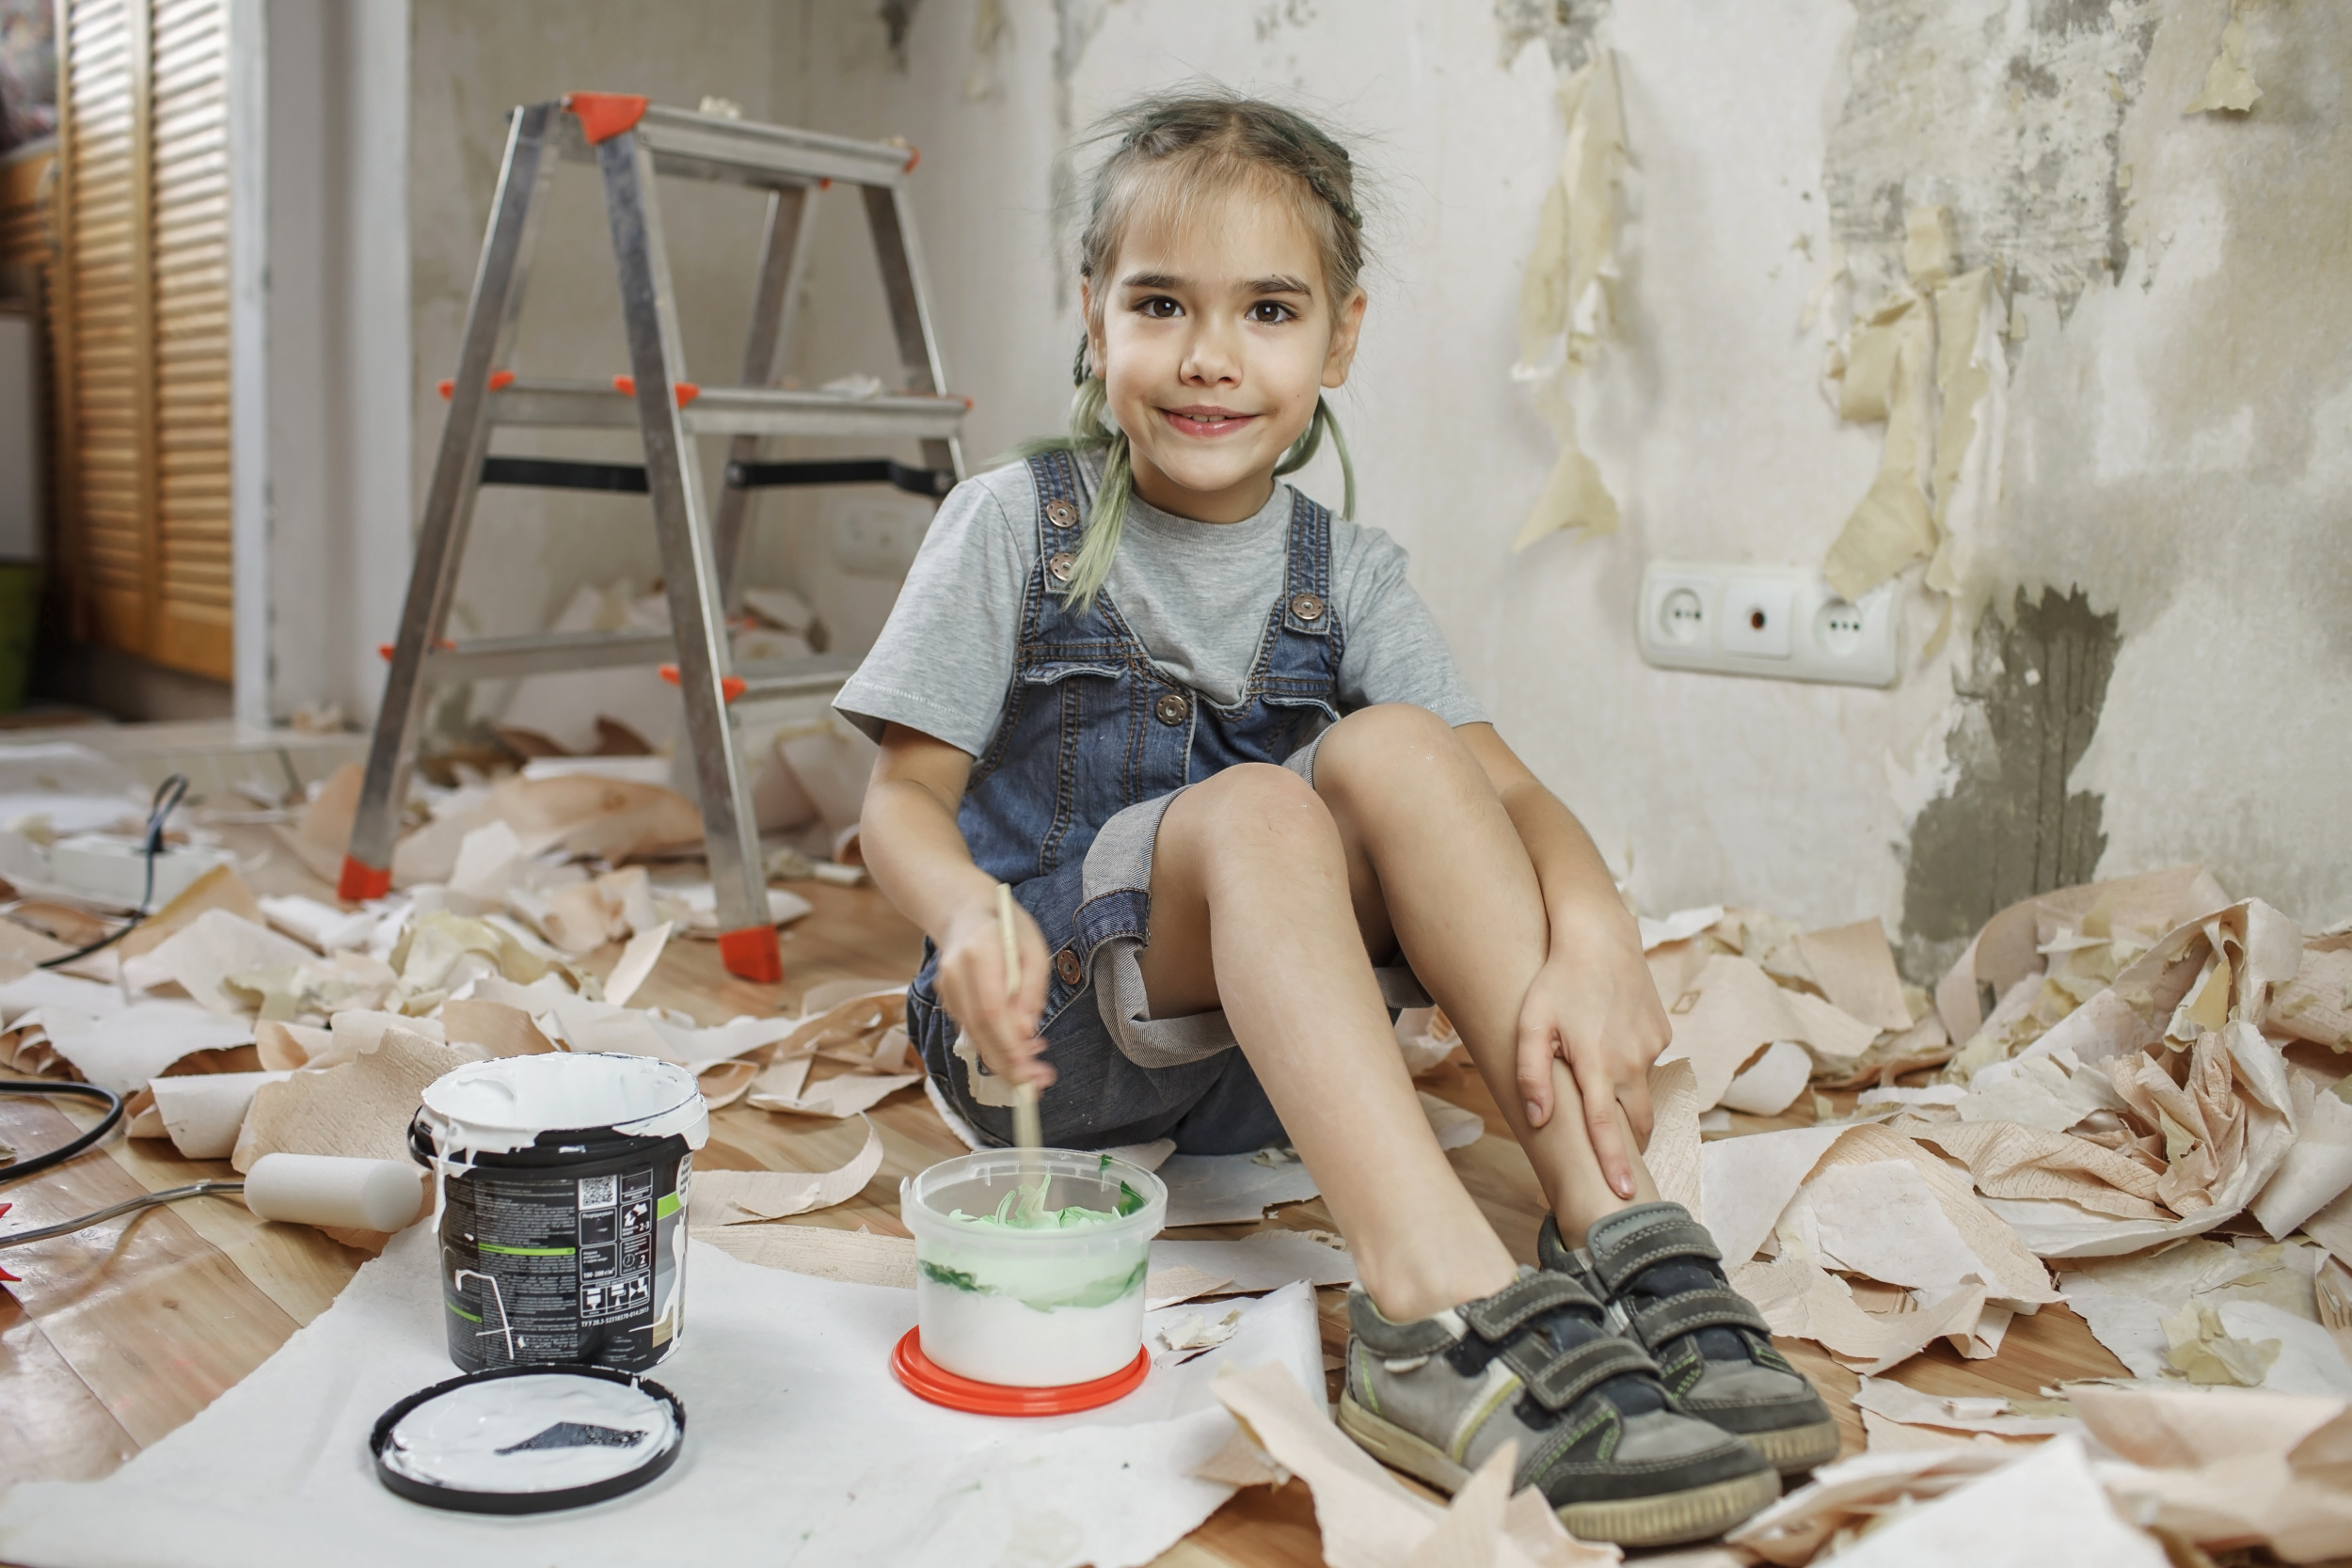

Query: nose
[[1177, 313, 1242, 388]]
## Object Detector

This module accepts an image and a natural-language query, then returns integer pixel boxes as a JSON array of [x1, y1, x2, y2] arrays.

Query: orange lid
[[890, 1327, 1149, 1417]]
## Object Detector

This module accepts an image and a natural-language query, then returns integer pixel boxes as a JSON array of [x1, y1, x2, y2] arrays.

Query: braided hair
[[1020, 93, 1365, 612]]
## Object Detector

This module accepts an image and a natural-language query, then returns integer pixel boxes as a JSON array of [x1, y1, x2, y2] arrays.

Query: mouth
[[1159, 405, 1259, 437]]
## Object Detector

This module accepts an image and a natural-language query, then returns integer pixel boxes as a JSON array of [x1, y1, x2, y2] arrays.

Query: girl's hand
[[934, 887, 1057, 1088], [1514, 921, 1670, 1199]]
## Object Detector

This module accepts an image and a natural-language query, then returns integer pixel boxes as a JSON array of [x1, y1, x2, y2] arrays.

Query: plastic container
[[900, 1149, 1167, 1388], [409, 1053, 708, 1374]]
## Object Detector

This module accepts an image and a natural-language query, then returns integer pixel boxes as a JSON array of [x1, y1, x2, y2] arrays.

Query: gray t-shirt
[[834, 453, 1486, 755]]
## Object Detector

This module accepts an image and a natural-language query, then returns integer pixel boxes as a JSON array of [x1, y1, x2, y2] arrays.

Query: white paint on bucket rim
[[418, 1053, 709, 1162]]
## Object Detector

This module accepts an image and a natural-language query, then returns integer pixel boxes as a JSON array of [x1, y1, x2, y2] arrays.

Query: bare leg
[[1142, 763, 1518, 1321], [1308, 705, 1659, 1247]]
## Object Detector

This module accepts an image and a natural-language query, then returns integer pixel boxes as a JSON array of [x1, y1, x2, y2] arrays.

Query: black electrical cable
[[0, 1080, 126, 1186], [31, 772, 190, 971]]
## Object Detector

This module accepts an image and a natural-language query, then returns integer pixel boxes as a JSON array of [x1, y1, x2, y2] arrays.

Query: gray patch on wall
[[1900, 587, 2120, 984], [879, 2, 923, 72], [1824, 0, 2162, 312], [1493, 0, 1610, 72]]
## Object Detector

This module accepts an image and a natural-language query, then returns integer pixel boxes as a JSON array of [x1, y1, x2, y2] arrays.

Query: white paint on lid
[[380, 1374, 675, 1494]]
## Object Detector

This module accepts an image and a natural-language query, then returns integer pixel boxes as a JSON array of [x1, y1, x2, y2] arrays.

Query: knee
[[1189, 762, 1339, 858], [1315, 704, 1473, 800]]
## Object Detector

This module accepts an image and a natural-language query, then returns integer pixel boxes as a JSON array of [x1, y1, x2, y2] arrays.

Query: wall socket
[[1636, 560, 1899, 688]]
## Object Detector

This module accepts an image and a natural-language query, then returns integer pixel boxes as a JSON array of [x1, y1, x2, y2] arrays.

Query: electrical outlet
[[1719, 577, 1795, 658], [1636, 561, 1899, 688]]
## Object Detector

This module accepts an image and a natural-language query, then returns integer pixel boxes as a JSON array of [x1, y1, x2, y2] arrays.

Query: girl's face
[[1084, 183, 1366, 524]]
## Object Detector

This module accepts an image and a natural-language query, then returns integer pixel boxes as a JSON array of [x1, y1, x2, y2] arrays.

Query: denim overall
[[907, 450, 1344, 1151]]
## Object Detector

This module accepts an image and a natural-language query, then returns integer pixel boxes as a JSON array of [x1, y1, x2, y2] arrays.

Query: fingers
[[941, 900, 1065, 1089], [1515, 1022, 1555, 1129], [1569, 1046, 1636, 1199], [942, 944, 1045, 1086]]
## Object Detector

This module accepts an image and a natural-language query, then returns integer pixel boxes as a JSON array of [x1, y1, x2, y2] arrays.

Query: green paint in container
[[901, 1148, 1168, 1387]]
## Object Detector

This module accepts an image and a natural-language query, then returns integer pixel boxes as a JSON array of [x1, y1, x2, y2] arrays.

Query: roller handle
[[0, 1155, 431, 1250]]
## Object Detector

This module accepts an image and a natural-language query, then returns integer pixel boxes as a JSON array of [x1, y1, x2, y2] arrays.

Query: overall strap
[[1022, 450, 1085, 634], [1280, 486, 1334, 630], [1255, 487, 1343, 708], [1020, 450, 1142, 652]]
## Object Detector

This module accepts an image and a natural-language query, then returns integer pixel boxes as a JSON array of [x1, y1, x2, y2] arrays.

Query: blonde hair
[[1021, 92, 1364, 611]]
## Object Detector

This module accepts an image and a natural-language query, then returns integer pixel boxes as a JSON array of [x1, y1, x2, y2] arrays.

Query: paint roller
[[0, 1153, 429, 1251]]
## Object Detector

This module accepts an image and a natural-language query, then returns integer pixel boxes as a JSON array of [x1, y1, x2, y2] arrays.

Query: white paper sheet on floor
[[0, 1227, 1326, 1568]]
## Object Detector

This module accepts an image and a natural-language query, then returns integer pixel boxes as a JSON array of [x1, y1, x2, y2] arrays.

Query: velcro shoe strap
[[1461, 1272, 1601, 1343], [1629, 1287, 1772, 1351], [1591, 1213, 1723, 1296], [1504, 1335, 1661, 1414]]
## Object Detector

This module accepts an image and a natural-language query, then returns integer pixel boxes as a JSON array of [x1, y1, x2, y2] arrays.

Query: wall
[[370, 1, 2347, 975], [752, 0, 2349, 978], [244, 0, 411, 727]]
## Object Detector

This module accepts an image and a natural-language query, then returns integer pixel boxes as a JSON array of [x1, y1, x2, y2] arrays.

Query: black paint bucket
[[410, 1053, 707, 1374]]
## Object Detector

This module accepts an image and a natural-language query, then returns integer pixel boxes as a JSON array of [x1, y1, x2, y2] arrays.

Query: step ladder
[[339, 94, 966, 981]]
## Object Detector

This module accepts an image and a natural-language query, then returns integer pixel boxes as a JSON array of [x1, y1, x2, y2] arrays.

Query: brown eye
[[1248, 300, 1296, 325], [1138, 296, 1182, 319]]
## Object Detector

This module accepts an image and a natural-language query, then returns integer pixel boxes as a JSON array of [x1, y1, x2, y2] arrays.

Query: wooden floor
[[0, 823, 2135, 1565]]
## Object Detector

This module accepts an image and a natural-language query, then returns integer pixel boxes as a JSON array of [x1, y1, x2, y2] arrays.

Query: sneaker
[[1338, 1269, 1779, 1546], [1539, 1203, 1841, 1477]]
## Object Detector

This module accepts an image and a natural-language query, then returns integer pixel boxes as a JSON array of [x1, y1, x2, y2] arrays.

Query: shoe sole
[[1337, 1393, 1781, 1549], [1743, 1417, 1842, 1477]]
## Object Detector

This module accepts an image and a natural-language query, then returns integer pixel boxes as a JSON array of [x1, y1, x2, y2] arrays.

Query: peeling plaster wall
[[378, 0, 2351, 968]]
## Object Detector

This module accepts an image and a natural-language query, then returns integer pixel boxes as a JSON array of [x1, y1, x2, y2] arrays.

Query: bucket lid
[[890, 1326, 1150, 1417], [370, 1366, 685, 1513]]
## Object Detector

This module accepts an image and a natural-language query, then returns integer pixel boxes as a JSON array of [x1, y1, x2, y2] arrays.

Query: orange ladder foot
[[718, 925, 783, 984], [339, 856, 393, 902]]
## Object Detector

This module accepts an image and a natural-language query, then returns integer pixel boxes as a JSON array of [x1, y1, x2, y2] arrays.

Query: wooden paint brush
[[998, 882, 1043, 1156]]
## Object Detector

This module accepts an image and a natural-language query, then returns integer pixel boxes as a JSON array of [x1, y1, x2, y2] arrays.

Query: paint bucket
[[898, 1149, 1166, 1395], [409, 1053, 707, 1374]]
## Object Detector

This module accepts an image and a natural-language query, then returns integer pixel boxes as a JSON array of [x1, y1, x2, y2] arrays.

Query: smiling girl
[[835, 93, 1830, 1545]]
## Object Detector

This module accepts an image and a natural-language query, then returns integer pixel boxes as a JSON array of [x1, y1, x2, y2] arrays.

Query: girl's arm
[[862, 723, 1056, 1086], [1456, 722, 1670, 1196]]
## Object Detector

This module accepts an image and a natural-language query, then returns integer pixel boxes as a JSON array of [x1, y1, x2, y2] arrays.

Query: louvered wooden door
[[52, 0, 231, 681]]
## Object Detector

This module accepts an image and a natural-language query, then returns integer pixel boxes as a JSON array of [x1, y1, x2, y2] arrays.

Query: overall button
[[1043, 498, 1079, 530], [1053, 948, 1084, 986], [1047, 551, 1076, 583], [1289, 592, 1326, 623], [1153, 692, 1191, 726]]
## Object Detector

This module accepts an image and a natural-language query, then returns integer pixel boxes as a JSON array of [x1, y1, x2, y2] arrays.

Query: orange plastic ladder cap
[[902, 145, 921, 173], [656, 666, 743, 703], [564, 92, 649, 145], [339, 857, 393, 902], [438, 371, 514, 399], [718, 926, 784, 984], [613, 375, 696, 407]]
